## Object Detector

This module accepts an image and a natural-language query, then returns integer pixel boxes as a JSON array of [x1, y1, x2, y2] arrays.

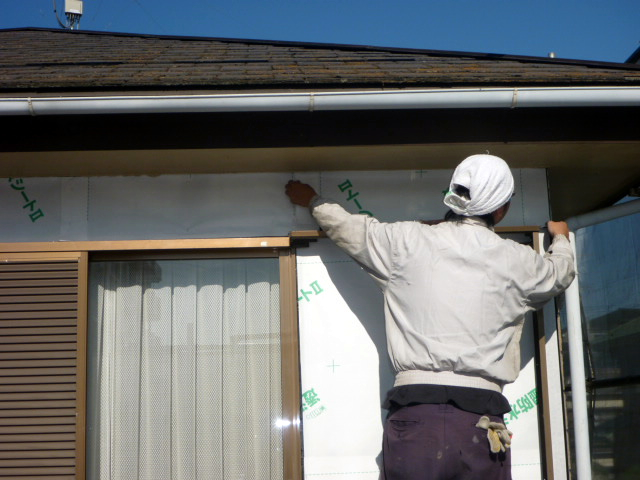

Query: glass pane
[[87, 258, 283, 480], [590, 384, 640, 479], [575, 205, 640, 381]]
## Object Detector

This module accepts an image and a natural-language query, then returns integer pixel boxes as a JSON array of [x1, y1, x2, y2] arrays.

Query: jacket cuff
[[308, 194, 325, 211], [548, 233, 572, 254]]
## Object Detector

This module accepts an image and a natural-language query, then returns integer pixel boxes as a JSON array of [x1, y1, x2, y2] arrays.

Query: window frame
[[0, 238, 302, 480]]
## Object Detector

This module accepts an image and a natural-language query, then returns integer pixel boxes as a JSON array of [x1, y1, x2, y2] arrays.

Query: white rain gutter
[[563, 199, 640, 480], [1, 86, 640, 115]]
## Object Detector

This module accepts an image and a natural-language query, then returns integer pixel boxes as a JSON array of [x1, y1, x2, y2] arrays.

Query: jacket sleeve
[[522, 234, 576, 311], [310, 196, 399, 287]]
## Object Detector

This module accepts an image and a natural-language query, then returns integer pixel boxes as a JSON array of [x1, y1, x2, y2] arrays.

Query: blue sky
[[2, 0, 639, 63]]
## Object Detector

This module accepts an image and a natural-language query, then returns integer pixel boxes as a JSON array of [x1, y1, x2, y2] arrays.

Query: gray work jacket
[[311, 197, 576, 392]]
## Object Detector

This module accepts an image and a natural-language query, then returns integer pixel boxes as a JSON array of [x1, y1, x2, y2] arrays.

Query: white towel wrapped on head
[[443, 154, 514, 216]]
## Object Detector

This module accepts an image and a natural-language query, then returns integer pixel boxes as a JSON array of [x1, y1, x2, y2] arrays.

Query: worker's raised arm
[[284, 180, 396, 286], [521, 220, 575, 310]]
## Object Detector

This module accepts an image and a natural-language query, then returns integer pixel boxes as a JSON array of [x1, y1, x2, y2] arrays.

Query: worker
[[284, 154, 575, 480]]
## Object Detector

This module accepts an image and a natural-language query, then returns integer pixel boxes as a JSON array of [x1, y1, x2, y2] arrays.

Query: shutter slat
[[0, 433, 76, 443], [0, 394, 74, 402], [0, 295, 78, 304], [0, 466, 76, 475], [0, 394, 75, 404], [0, 327, 77, 336], [0, 458, 75, 468], [0, 475, 75, 480], [0, 417, 76, 426], [0, 263, 77, 272], [0, 310, 76, 320], [0, 425, 76, 435], [0, 278, 78, 287], [0, 401, 76, 410], [0, 368, 76, 377], [0, 351, 76, 361], [0, 343, 76, 352], [0, 335, 77, 344], [0, 303, 77, 312], [0, 377, 77, 386], [0, 319, 77, 328], [0, 384, 76, 394], [0, 450, 75, 460], [0, 287, 77, 296], [0, 408, 76, 417], [0, 270, 78, 280], [0, 359, 76, 369], [0, 442, 76, 452]]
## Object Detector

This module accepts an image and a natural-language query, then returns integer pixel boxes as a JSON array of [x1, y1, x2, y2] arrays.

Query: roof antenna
[[53, 0, 83, 30]]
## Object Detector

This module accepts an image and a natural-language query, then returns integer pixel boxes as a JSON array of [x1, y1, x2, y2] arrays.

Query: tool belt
[[475, 416, 513, 453]]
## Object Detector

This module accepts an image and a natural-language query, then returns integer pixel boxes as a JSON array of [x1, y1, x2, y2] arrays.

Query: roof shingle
[[2, 27, 640, 92]]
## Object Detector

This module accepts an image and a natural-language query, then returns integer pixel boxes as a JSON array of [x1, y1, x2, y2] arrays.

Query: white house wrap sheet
[[1, 169, 555, 479]]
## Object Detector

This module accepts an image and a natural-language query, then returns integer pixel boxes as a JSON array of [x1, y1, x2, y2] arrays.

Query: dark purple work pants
[[381, 403, 511, 480]]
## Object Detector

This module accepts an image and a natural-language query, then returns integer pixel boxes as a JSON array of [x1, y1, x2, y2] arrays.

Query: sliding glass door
[[87, 257, 284, 480]]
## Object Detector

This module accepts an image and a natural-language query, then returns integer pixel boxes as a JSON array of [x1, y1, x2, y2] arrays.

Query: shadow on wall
[[321, 251, 395, 422], [317, 244, 393, 470]]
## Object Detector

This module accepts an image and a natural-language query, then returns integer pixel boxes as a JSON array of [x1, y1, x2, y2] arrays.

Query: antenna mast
[[53, 0, 83, 30]]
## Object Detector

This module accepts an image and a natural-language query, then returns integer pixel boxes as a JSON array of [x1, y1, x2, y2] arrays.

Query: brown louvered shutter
[[0, 252, 87, 480]]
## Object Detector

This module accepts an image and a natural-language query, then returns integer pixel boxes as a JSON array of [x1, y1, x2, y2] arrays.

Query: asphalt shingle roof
[[2, 27, 640, 92]]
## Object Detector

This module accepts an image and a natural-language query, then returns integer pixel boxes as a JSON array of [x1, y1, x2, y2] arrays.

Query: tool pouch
[[475, 416, 513, 453]]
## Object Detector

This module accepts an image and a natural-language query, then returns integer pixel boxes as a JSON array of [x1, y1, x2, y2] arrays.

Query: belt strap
[[394, 370, 503, 393]]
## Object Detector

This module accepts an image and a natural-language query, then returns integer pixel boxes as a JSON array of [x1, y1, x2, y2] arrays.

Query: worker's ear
[[492, 201, 511, 225]]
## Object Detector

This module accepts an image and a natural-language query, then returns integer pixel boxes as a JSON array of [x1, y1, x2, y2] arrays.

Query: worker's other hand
[[547, 221, 570, 240], [285, 180, 317, 208]]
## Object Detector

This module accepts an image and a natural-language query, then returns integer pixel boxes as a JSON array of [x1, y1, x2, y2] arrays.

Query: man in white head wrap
[[444, 154, 514, 219], [285, 155, 574, 480]]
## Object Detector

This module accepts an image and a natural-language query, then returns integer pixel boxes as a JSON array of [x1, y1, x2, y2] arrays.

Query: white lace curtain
[[87, 258, 283, 480]]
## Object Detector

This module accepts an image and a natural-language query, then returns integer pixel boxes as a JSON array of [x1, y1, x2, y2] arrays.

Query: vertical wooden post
[[279, 250, 303, 480]]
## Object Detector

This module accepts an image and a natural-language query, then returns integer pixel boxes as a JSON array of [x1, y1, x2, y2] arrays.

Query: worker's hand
[[547, 221, 570, 240], [285, 180, 317, 208]]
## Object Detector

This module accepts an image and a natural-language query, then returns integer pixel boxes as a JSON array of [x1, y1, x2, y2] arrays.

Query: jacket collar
[[460, 216, 494, 231]]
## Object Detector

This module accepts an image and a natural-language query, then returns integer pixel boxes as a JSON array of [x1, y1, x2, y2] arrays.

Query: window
[[560, 206, 640, 479], [87, 255, 295, 480], [0, 240, 301, 480]]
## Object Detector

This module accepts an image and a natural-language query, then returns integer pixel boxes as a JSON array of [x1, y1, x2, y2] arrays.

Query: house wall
[[1, 169, 556, 480]]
